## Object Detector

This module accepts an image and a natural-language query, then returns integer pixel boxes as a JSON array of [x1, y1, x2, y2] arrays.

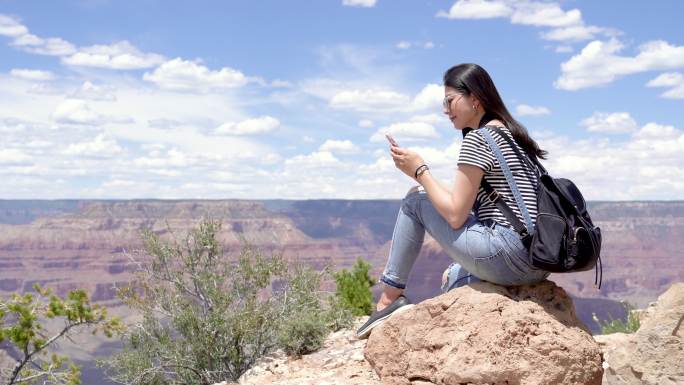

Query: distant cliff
[[0, 199, 682, 312]]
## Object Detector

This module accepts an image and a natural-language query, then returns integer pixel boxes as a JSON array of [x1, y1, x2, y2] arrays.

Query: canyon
[[0, 199, 682, 383]]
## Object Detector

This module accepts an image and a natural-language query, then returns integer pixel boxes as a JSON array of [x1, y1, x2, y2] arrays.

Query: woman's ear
[[468, 95, 481, 111]]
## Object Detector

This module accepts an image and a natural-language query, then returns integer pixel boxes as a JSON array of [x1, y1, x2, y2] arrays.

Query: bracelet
[[414, 164, 429, 179]]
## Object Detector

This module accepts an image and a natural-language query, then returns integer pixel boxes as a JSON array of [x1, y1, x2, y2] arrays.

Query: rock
[[364, 280, 603, 385], [595, 282, 684, 385], [225, 318, 381, 385]]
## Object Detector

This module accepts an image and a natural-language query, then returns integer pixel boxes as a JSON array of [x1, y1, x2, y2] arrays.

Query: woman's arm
[[388, 143, 482, 228], [417, 164, 483, 229]]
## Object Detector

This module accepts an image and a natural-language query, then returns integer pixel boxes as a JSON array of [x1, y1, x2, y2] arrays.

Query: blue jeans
[[380, 187, 549, 293]]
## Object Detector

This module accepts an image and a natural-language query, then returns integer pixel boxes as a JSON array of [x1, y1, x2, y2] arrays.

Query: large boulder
[[364, 280, 603, 385], [595, 282, 684, 385]]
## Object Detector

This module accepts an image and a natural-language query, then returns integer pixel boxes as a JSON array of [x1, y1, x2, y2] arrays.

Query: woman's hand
[[389, 144, 425, 181]]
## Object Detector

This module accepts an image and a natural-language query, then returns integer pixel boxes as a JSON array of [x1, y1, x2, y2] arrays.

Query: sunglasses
[[443, 93, 465, 110]]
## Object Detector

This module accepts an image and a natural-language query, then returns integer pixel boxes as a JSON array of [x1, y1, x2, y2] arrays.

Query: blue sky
[[0, 0, 682, 200]]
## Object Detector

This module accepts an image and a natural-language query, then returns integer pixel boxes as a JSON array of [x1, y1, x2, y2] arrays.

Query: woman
[[356, 63, 550, 339]]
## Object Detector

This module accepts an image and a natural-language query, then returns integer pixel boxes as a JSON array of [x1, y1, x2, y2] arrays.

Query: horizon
[[1, 1, 683, 200], [2, 198, 684, 203]]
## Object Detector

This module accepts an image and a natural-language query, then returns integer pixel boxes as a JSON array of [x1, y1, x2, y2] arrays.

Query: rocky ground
[[219, 318, 381, 385], [216, 282, 683, 385]]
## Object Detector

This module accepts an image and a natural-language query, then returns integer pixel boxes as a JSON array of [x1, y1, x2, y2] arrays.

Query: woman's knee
[[405, 185, 423, 197]]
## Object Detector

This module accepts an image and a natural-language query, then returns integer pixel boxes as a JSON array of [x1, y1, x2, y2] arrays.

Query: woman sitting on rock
[[357, 63, 550, 339]]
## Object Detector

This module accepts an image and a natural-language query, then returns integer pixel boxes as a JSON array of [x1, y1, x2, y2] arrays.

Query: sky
[[0, 0, 683, 200]]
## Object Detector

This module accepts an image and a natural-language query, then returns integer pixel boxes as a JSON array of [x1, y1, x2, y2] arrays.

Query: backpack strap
[[478, 127, 535, 240], [489, 126, 545, 178]]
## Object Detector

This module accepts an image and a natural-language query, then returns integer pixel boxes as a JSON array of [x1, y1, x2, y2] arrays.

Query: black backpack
[[475, 126, 603, 288]]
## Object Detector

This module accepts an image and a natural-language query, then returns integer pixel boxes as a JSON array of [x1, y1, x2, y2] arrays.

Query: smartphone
[[385, 133, 399, 147]]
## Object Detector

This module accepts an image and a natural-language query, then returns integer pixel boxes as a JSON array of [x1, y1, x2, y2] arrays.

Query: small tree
[[102, 218, 351, 385], [592, 302, 641, 334], [333, 257, 375, 317], [0, 285, 122, 385], [592, 301, 641, 335]]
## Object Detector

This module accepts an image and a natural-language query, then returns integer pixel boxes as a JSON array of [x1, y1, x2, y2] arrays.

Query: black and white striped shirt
[[457, 126, 539, 229]]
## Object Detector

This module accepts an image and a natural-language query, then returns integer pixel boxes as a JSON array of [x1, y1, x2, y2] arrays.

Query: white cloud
[[0, 14, 28, 37], [396, 40, 434, 50], [437, 0, 512, 19], [70, 81, 117, 101], [646, 72, 684, 99], [437, 1, 614, 43], [541, 25, 614, 42], [329, 83, 443, 113], [358, 119, 374, 128], [412, 83, 443, 111], [9, 69, 54, 81], [0, 14, 76, 56], [539, 122, 684, 199], [10, 33, 41, 45], [329, 89, 410, 112], [62, 40, 165, 69], [0, 149, 32, 165], [25, 140, 52, 149], [27, 83, 60, 95], [370, 121, 439, 143], [555, 45, 574, 53], [580, 112, 638, 134], [410, 113, 445, 125], [437, 0, 582, 27], [633, 122, 680, 141], [101, 179, 138, 189], [555, 39, 684, 90], [133, 149, 189, 168], [63, 134, 123, 157], [516, 104, 551, 117], [271, 79, 292, 88], [342, 0, 377, 7], [13, 35, 76, 56], [52, 100, 103, 125], [0, 118, 33, 133], [319, 139, 360, 154], [396, 41, 411, 49], [143, 58, 248, 91], [510, 2, 581, 27], [215, 116, 280, 135], [284, 151, 345, 170], [358, 156, 395, 175], [147, 119, 181, 129]]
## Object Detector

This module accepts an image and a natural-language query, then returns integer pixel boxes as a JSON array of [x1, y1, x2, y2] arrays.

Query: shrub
[[333, 257, 375, 317], [592, 301, 641, 335], [102, 218, 353, 384], [0, 285, 122, 385]]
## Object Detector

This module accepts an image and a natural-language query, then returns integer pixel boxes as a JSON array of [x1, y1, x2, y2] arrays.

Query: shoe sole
[[356, 304, 415, 340]]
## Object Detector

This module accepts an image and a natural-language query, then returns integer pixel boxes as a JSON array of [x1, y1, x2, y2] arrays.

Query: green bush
[[101, 218, 353, 385], [592, 301, 641, 335], [0, 285, 122, 385], [333, 257, 375, 317]]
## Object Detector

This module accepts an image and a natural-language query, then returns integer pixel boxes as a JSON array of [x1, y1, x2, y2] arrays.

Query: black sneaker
[[356, 295, 414, 339]]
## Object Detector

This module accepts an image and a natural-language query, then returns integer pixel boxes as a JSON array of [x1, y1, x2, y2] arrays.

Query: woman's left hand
[[390, 144, 425, 180]]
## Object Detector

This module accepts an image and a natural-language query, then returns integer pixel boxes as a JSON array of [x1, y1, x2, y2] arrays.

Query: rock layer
[[365, 280, 603, 385], [595, 282, 684, 385]]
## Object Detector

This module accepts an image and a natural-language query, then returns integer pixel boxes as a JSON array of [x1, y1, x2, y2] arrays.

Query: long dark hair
[[443, 63, 547, 160]]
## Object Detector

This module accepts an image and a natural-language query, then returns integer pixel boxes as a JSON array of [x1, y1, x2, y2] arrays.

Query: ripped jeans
[[380, 187, 549, 293]]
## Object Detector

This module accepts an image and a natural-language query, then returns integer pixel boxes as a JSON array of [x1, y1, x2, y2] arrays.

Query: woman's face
[[443, 86, 476, 130]]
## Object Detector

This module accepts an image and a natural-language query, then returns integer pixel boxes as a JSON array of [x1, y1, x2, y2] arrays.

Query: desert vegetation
[[100, 217, 374, 384]]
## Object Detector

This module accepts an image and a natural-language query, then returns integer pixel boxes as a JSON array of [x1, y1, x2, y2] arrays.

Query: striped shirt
[[457, 125, 539, 229]]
